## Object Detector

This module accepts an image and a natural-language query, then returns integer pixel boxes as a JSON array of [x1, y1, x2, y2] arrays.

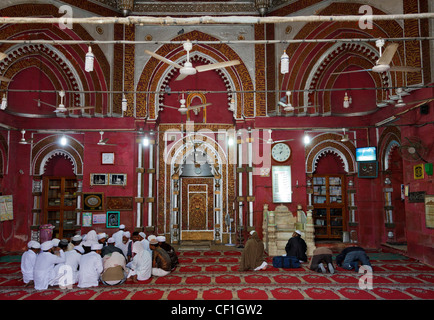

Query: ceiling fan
[[97, 131, 117, 146], [258, 129, 294, 144], [144, 40, 241, 81], [33, 90, 95, 113], [332, 39, 421, 75], [160, 94, 212, 114], [278, 91, 318, 112], [18, 129, 33, 145]]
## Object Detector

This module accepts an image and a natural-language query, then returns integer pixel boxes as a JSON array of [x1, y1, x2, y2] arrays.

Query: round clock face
[[271, 143, 291, 162]]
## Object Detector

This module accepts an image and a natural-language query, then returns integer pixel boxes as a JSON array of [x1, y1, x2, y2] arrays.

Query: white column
[[136, 143, 142, 228], [148, 142, 154, 227], [248, 132, 253, 227], [238, 133, 243, 226]]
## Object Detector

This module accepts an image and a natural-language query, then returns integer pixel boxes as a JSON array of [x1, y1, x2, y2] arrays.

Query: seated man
[[285, 230, 307, 263], [21, 241, 41, 287], [126, 241, 152, 282], [78, 243, 103, 288], [308, 247, 334, 274], [336, 245, 372, 272], [33, 240, 66, 290], [101, 251, 127, 286], [239, 230, 267, 271], [149, 237, 172, 277], [101, 237, 125, 258], [157, 235, 179, 271]]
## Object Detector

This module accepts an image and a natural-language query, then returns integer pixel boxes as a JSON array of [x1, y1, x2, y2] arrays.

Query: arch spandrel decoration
[[31, 135, 84, 176], [135, 30, 253, 119], [305, 133, 357, 174], [0, 3, 110, 115], [281, 2, 405, 112], [378, 126, 401, 172]]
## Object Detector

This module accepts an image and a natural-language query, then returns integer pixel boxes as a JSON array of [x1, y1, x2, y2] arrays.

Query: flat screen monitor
[[356, 147, 377, 162]]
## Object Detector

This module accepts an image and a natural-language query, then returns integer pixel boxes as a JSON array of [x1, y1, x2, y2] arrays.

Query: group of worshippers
[[240, 229, 372, 274], [20, 224, 179, 290]]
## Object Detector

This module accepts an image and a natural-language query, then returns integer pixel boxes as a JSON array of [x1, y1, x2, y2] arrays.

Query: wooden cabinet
[[43, 176, 78, 239], [312, 175, 346, 240]]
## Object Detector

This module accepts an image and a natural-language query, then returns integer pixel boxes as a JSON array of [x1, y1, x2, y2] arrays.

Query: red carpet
[[0, 249, 433, 300]]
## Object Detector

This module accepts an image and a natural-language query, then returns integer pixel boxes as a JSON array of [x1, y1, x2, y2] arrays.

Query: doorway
[[42, 155, 77, 239]]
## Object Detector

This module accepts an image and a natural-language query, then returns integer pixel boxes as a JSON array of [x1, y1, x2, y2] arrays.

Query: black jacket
[[285, 236, 307, 262]]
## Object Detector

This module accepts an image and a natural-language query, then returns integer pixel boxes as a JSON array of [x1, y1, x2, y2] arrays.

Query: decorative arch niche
[[135, 30, 253, 120]]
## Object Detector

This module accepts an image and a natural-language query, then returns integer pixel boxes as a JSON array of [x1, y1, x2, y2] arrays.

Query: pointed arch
[[305, 133, 357, 174], [135, 30, 253, 119]]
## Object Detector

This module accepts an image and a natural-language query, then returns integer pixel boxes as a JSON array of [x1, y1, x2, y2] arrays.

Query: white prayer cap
[[123, 231, 131, 238], [74, 245, 84, 254], [72, 235, 82, 241], [98, 233, 107, 240], [32, 242, 41, 249], [91, 243, 103, 251], [107, 237, 115, 244], [156, 236, 166, 242], [139, 232, 146, 239], [28, 241, 40, 249], [82, 240, 93, 247], [27, 240, 35, 248], [295, 230, 302, 235], [119, 224, 125, 230], [147, 235, 157, 242], [41, 241, 53, 251], [250, 230, 256, 235], [52, 238, 60, 247]]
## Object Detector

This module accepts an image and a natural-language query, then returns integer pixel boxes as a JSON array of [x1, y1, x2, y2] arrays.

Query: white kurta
[[64, 249, 82, 284], [116, 240, 131, 258], [78, 251, 103, 288], [33, 250, 66, 290], [112, 230, 124, 246], [21, 250, 37, 284], [127, 247, 152, 281]]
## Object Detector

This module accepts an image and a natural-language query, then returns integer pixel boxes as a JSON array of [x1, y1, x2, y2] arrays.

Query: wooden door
[[43, 176, 78, 239], [180, 177, 214, 241], [312, 175, 346, 240]]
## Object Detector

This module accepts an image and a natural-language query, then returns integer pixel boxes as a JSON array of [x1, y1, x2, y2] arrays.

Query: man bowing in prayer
[[239, 230, 268, 271]]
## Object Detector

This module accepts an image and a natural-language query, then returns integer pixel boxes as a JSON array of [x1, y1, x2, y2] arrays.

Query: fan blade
[[66, 106, 95, 111], [159, 104, 179, 110], [331, 69, 372, 75], [144, 49, 183, 69], [377, 43, 399, 66], [389, 66, 422, 72], [0, 52, 6, 61], [195, 60, 240, 72], [274, 139, 295, 143], [175, 73, 189, 81], [188, 103, 212, 110], [0, 76, 12, 82], [33, 99, 57, 108]]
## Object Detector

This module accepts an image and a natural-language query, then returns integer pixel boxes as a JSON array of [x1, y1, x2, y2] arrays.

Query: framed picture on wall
[[101, 152, 115, 165], [106, 211, 120, 228], [109, 173, 127, 186], [83, 192, 104, 211], [90, 173, 108, 186]]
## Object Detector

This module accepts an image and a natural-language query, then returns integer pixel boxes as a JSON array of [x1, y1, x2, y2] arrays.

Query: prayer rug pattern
[[1, 249, 433, 300]]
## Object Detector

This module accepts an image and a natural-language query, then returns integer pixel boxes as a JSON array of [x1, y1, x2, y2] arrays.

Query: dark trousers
[[309, 254, 333, 271]]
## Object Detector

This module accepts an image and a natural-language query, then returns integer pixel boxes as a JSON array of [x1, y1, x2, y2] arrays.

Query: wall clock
[[271, 143, 291, 162]]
